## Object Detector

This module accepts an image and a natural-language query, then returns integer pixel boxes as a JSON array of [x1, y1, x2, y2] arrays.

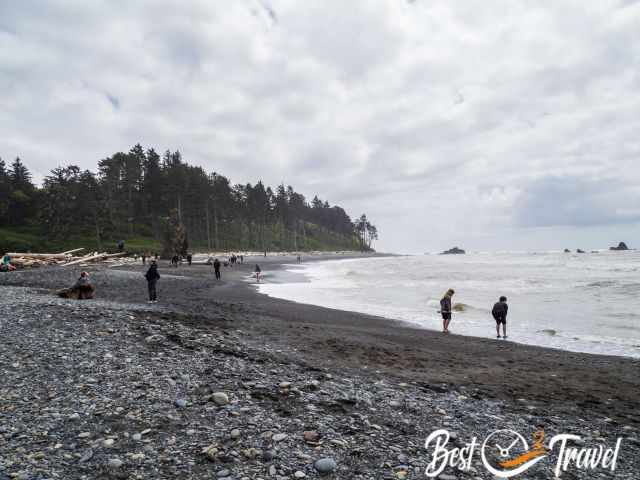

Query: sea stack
[[610, 242, 629, 251], [441, 247, 465, 255]]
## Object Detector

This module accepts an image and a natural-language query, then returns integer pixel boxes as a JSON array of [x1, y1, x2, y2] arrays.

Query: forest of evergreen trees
[[0, 145, 378, 255]]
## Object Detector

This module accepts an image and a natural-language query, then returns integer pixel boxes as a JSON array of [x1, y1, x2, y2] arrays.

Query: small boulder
[[314, 458, 337, 475], [211, 392, 229, 406]]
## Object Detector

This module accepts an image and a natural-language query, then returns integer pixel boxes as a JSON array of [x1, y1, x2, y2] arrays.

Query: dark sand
[[3, 253, 639, 425]]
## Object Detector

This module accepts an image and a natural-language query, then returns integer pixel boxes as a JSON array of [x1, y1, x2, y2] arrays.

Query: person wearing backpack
[[492, 296, 508, 339]]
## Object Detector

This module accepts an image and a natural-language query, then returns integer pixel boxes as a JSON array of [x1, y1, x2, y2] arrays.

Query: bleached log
[[6, 252, 69, 259], [61, 252, 127, 267], [59, 248, 85, 255]]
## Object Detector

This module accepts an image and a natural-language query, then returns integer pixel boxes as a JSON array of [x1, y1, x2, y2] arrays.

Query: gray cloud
[[1, 0, 639, 252], [515, 176, 640, 228]]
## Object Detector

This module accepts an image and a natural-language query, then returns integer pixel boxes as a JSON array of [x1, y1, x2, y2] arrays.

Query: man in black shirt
[[492, 296, 508, 339]]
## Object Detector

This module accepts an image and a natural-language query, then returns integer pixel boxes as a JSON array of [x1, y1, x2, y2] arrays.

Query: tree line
[[0, 145, 378, 254]]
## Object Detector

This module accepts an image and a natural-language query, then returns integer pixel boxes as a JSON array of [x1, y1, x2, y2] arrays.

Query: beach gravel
[[0, 261, 638, 479]]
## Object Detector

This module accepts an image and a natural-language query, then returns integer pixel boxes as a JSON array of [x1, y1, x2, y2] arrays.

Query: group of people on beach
[[141, 257, 262, 302], [440, 289, 509, 339]]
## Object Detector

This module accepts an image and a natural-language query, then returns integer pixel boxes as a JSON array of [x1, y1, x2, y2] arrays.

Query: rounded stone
[[212, 392, 229, 406], [314, 458, 337, 474]]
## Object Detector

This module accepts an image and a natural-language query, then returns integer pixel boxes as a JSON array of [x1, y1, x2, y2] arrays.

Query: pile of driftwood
[[5, 249, 129, 269]]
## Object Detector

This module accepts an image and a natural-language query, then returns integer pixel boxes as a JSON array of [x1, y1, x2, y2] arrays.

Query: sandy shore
[[1, 253, 638, 478]]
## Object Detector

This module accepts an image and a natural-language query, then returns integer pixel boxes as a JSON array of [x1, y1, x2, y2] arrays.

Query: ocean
[[258, 251, 640, 358]]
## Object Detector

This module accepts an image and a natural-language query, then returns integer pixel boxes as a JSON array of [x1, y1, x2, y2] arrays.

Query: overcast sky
[[1, 1, 639, 253]]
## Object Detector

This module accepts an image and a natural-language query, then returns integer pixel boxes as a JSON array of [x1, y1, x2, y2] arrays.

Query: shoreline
[[3, 253, 637, 422], [254, 254, 640, 360], [1, 253, 639, 478]]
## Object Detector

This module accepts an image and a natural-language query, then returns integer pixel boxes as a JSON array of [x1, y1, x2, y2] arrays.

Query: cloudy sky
[[1, 0, 639, 253]]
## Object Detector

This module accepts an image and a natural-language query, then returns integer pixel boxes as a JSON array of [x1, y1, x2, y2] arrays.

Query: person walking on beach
[[213, 258, 221, 280], [186, 253, 193, 266], [145, 260, 160, 303], [255, 264, 262, 283], [440, 289, 455, 333], [492, 296, 508, 339]]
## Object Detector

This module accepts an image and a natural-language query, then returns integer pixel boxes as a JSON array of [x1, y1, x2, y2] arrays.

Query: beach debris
[[3, 249, 132, 269]]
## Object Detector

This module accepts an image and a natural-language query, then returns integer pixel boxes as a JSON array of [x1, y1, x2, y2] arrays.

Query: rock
[[78, 432, 91, 438], [269, 465, 277, 476], [144, 334, 164, 344], [303, 430, 320, 443], [175, 398, 187, 408], [294, 472, 306, 479], [314, 458, 337, 474], [242, 448, 260, 459], [211, 392, 229, 406], [204, 445, 219, 461], [217, 469, 231, 477], [440, 247, 465, 255], [610, 241, 629, 251], [438, 474, 457, 480], [132, 433, 142, 441], [278, 381, 291, 389], [230, 428, 241, 439], [103, 438, 115, 447], [108, 458, 123, 469], [272, 433, 287, 442], [262, 450, 275, 462]]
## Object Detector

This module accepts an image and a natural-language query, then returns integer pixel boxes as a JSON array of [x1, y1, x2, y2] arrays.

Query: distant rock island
[[441, 246, 465, 255], [610, 242, 629, 251], [564, 248, 571, 253], [576, 249, 585, 253]]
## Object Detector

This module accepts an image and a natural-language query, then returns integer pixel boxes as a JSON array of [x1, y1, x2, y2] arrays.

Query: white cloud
[[1, 0, 639, 252]]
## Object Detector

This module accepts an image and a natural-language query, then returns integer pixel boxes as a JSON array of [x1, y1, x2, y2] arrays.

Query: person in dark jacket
[[213, 258, 221, 280], [73, 271, 95, 299], [186, 253, 192, 265], [255, 264, 262, 283], [492, 296, 508, 339], [145, 260, 160, 303], [440, 289, 455, 333]]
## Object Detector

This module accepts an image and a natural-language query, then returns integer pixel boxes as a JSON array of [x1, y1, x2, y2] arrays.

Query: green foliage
[[0, 145, 379, 253]]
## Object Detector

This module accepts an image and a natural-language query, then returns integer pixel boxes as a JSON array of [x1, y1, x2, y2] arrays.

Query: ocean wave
[[584, 280, 618, 288]]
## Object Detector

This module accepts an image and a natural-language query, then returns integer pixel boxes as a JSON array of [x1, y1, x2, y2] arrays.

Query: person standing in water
[[254, 264, 262, 283], [440, 289, 455, 333], [145, 260, 160, 303], [492, 296, 508, 339]]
